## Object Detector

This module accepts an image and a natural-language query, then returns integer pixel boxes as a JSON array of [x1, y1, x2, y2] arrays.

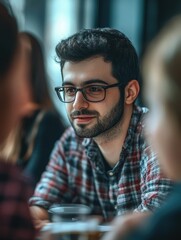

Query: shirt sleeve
[[133, 145, 173, 212], [29, 128, 74, 209]]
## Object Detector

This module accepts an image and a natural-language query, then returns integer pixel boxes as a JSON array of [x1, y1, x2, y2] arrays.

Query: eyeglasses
[[55, 82, 124, 103]]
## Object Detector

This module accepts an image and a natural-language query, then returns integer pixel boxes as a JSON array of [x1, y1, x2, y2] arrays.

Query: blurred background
[[8, 0, 181, 124]]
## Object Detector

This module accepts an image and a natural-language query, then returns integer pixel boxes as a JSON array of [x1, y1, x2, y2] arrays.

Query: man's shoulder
[[57, 126, 87, 151], [61, 126, 81, 139]]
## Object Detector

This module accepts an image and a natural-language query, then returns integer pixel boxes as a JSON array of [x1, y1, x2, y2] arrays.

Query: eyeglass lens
[[60, 86, 106, 102]]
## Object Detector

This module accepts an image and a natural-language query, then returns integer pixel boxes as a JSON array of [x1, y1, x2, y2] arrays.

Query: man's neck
[[93, 105, 133, 168]]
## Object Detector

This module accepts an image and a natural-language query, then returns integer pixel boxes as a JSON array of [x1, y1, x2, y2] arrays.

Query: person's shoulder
[[60, 126, 82, 141], [0, 161, 33, 197], [57, 126, 86, 151], [0, 161, 21, 180]]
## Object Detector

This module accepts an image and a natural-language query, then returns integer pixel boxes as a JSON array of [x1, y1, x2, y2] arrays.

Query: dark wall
[[94, 0, 111, 27], [24, 0, 46, 40], [141, 0, 181, 55]]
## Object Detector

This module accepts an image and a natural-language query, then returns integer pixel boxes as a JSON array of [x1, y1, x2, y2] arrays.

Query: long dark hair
[[0, 1, 18, 79], [20, 31, 53, 109]]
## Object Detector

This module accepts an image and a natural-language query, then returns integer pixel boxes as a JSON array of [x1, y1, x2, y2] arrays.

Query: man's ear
[[124, 80, 140, 104]]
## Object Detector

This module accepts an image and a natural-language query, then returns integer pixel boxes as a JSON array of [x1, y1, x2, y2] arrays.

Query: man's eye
[[65, 87, 76, 95], [87, 86, 103, 93]]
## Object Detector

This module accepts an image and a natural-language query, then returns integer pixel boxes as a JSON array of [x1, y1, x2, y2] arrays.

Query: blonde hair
[[142, 15, 181, 133], [0, 125, 21, 163], [0, 110, 45, 164]]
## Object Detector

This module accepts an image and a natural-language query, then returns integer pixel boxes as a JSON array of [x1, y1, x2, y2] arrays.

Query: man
[[29, 28, 172, 229]]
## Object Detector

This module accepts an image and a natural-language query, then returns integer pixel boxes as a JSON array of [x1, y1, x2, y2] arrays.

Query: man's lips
[[72, 115, 96, 124]]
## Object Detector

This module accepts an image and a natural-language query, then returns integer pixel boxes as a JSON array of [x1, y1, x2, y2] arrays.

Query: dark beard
[[69, 98, 124, 138]]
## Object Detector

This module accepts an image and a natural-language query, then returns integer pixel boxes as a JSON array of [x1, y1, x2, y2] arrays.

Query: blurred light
[[9, 0, 25, 29], [110, 0, 144, 55], [45, 0, 81, 124]]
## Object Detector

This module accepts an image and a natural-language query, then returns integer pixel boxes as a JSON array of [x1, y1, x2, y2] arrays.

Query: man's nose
[[72, 90, 89, 110]]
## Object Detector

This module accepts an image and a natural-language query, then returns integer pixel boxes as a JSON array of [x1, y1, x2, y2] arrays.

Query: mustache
[[70, 109, 99, 117]]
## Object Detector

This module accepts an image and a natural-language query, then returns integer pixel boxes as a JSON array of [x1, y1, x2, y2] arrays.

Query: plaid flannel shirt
[[29, 105, 173, 221], [0, 161, 36, 240]]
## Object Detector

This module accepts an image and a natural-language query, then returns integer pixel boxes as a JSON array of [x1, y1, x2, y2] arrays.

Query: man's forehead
[[62, 57, 113, 83]]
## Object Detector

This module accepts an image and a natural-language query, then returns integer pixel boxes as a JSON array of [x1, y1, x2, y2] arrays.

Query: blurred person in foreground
[[103, 15, 181, 240], [0, 31, 65, 189], [0, 1, 35, 239], [29, 28, 173, 230]]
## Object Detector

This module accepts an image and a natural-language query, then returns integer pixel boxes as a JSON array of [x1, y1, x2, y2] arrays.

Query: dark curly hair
[[56, 28, 139, 86]]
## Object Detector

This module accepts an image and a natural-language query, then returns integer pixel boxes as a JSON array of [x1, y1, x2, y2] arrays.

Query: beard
[[68, 97, 124, 138]]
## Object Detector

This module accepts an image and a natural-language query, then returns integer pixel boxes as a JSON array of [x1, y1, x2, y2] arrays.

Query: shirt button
[[114, 205, 117, 210], [88, 152, 95, 158], [108, 171, 113, 176]]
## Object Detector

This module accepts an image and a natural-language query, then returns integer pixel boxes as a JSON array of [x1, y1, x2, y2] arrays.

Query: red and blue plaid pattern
[[0, 162, 36, 239], [30, 105, 173, 221]]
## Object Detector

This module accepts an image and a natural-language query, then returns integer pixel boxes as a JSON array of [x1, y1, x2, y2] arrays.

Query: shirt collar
[[122, 104, 148, 151]]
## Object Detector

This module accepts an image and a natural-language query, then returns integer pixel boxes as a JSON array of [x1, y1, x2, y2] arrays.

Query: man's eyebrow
[[62, 79, 108, 86], [62, 81, 73, 86], [84, 79, 108, 85]]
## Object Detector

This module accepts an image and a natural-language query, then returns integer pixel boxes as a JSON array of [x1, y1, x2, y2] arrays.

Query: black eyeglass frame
[[54, 82, 124, 103]]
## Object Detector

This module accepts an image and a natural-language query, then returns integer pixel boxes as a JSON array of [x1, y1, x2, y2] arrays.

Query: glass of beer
[[41, 204, 101, 240]]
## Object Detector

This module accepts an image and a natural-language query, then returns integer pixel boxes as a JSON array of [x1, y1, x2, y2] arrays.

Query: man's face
[[62, 56, 124, 138]]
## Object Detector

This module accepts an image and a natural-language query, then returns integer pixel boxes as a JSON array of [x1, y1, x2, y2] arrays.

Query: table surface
[[38, 222, 112, 240]]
